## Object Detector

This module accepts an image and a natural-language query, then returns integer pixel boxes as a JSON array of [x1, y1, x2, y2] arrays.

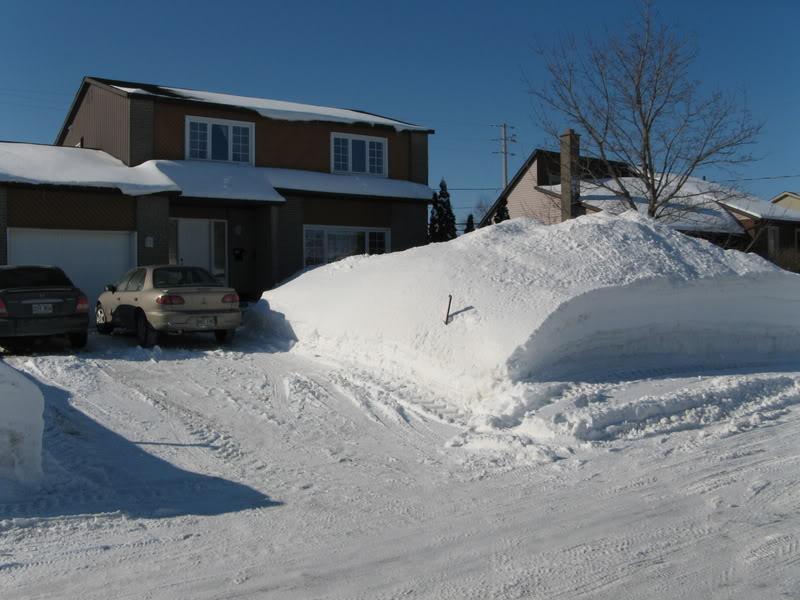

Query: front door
[[170, 219, 227, 283]]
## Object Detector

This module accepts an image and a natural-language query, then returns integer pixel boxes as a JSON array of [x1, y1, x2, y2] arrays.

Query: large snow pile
[[0, 363, 44, 496], [253, 213, 800, 416]]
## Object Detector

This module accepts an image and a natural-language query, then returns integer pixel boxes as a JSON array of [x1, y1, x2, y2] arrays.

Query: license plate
[[32, 303, 53, 315], [197, 317, 216, 328]]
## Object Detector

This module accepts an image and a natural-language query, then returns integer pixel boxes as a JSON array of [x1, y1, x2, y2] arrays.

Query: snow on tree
[[493, 199, 510, 224], [464, 214, 476, 234], [429, 179, 457, 242]]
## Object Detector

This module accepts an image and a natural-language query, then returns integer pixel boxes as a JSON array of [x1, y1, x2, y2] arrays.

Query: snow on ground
[[3, 214, 800, 598], [0, 363, 44, 496], [254, 213, 800, 454]]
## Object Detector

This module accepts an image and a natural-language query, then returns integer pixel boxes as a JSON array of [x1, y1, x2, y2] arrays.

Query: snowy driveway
[[2, 334, 800, 599]]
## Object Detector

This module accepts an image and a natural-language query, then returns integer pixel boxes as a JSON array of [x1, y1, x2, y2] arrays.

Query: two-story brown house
[[0, 76, 433, 303]]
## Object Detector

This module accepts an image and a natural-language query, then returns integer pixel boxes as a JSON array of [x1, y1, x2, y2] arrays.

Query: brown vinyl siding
[[7, 188, 136, 230], [136, 195, 169, 265], [390, 202, 428, 250], [153, 102, 415, 180], [169, 204, 228, 220], [302, 196, 392, 227], [272, 197, 304, 284], [61, 85, 131, 164], [129, 98, 155, 166], [409, 132, 429, 185]]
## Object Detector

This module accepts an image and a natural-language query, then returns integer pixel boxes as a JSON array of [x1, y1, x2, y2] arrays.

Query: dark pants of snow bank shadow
[[0, 370, 281, 520]]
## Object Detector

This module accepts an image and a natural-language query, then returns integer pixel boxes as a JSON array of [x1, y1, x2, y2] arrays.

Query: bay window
[[331, 133, 387, 177], [304, 225, 390, 267], [185, 116, 254, 164]]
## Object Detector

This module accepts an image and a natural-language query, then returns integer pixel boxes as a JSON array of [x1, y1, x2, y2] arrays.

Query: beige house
[[480, 130, 800, 270], [771, 191, 800, 212]]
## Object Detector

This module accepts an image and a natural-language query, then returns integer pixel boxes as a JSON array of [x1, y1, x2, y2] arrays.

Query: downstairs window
[[303, 226, 390, 267]]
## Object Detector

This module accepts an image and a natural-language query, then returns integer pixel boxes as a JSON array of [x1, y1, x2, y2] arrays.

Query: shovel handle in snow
[[444, 294, 452, 325]]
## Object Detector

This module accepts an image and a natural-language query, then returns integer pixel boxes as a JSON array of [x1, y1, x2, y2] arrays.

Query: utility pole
[[491, 123, 517, 188]]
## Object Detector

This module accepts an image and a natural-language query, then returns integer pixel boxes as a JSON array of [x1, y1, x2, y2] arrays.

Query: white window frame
[[330, 133, 388, 177], [184, 116, 255, 165], [303, 224, 391, 267]]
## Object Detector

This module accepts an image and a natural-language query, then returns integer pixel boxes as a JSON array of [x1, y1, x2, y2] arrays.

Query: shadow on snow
[[0, 371, 281, 520]]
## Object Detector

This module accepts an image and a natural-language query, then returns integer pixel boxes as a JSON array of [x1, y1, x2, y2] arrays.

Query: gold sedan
[[95, 265, 241, 347]]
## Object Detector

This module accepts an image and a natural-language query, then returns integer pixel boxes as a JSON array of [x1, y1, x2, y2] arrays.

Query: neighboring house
[[771, 191, 800, 212], [1, 76, 433, 302], [480, 130, 800, 268]]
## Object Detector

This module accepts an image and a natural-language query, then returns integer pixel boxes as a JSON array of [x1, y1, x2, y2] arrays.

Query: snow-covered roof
[[719, 195, 800, 222], [0, 142, 178, 196], [109, 82, 430, 133], [0, 143, 430, 202], [541, 176, 747, 234], [142, 161, 432, 202], [263, 167, 433, 200], [147, 160, 285, 202]]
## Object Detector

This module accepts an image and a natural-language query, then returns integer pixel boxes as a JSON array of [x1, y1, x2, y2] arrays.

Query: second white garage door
[[8, 228, 136, 307]]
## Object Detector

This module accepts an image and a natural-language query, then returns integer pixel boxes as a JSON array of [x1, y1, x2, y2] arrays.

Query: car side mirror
[[104, 284, 117, 293]]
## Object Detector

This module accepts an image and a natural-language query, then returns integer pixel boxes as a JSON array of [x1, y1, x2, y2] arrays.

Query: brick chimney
[[560, 129, 580, 221]]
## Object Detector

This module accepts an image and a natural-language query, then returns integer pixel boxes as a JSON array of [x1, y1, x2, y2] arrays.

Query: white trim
[[184, 115, 255, 165], [329, 132, 388, 177], [303, 224, 391, 267]]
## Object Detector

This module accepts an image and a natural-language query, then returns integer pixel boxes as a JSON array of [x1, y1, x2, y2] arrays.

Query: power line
[[449, 187, 502, 191], [720, 174, 800, 183]]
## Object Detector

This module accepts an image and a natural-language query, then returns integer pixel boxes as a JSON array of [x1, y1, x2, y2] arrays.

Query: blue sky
[[1, 0, 798, 226]]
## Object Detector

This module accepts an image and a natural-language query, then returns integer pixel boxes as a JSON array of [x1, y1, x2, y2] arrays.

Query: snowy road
[[2, 334, 800, 599]]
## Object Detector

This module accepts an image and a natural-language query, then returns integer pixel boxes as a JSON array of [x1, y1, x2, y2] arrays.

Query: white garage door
[[8, 228, 136, 307]]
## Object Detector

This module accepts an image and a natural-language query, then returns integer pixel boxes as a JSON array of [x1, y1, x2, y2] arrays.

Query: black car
[[0, 265, 90, 350]]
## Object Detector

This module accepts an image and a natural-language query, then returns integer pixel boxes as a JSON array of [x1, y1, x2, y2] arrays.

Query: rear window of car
[[0, 266, 73, 289], [152, 267, 221, 288]]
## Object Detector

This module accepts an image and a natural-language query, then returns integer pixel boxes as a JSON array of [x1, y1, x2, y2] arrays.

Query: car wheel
[[95, 304, 114, 335], [136, 312, 159, 348], [214, 328, 235, 345], [69, 331, 88, 349]]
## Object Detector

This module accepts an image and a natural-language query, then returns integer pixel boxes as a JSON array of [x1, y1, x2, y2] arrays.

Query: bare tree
[[530, 0, 762, 223]]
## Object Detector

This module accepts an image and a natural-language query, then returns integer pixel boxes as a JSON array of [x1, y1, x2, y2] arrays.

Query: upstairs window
[[331, 133, 387, 177], [185, 116, 254, 164]]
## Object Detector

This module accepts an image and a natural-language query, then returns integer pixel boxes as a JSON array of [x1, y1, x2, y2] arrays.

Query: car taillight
[[75, 295, 89, 313], [156, 295, 185, 305], [222, 293, 239, 304], [0, 299, 6, 317]]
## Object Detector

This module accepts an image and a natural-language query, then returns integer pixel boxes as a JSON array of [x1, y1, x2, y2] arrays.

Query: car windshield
[[152, 267, 221, 288], [0, 266, 73, 289]]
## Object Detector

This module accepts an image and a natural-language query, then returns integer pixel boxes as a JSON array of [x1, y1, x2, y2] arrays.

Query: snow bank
[[0, 363, 44, 494], [253, 213, 800, 411]]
